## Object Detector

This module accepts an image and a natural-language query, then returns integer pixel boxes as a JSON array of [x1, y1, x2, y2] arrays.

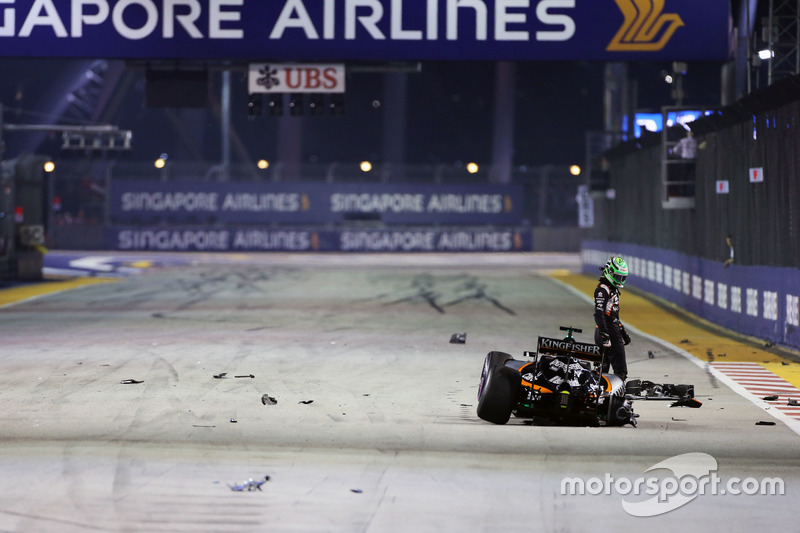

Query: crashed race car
[[477, 326, 637, 427]]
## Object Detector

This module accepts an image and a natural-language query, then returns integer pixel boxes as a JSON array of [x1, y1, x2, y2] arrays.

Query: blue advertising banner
[[109, 180, 523, 225], [107, 226, 532, 252], [582, 241, 800, 351], [0, 1, 731, 61]]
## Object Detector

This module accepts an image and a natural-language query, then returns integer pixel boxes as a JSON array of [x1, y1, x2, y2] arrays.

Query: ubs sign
[[248, 63, 345, 94]]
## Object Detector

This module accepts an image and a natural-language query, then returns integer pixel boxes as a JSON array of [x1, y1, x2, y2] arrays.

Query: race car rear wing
[[536, 336, 603, 363]]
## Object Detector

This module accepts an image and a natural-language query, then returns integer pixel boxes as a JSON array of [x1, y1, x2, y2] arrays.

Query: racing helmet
[[602, 256, 629, 289]]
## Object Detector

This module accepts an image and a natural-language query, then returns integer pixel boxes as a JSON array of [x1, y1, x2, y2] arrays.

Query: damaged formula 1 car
[[477, 326, 637, 427]]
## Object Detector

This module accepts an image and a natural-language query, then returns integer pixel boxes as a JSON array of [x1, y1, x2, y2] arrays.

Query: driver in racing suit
[[594, 256, 631, 380]]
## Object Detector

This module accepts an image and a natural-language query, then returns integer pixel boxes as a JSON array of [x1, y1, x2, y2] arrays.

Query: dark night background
[[0, 57, 724, 169]]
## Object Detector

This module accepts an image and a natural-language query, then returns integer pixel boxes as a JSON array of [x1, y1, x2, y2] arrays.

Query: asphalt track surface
[[1, 252, 798, 532]]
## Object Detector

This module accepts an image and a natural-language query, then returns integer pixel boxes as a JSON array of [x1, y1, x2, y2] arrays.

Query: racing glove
[[620, 324, 631, 345], [599, 331, 611, 348]]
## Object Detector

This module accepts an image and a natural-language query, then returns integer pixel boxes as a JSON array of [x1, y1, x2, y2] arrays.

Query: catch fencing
[[583, 75, 800, 349], [587, 75, 800, 269]]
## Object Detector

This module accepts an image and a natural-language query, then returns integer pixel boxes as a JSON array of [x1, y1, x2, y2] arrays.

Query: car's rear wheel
[[477, 351, 513, 399], [477, 366, 521, 425]]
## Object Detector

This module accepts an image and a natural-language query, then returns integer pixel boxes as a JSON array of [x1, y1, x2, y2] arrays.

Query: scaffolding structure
[[764, 0, 800, 85]]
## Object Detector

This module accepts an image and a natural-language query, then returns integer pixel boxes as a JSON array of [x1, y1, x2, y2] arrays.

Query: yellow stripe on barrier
[[551, 273, 800, 389], [0, 277, 115, 308]]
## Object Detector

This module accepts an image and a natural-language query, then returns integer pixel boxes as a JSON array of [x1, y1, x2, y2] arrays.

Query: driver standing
[[593, 256, 631, 380]]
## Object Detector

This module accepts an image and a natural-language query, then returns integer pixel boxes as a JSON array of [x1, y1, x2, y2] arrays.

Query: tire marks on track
[[380, 273, 516, 315]]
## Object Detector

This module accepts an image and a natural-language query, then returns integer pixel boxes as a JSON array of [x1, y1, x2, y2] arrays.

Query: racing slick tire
[[477, 366, 521, 425], [477, 351, 513, 400], [485, 351, 513, 372]]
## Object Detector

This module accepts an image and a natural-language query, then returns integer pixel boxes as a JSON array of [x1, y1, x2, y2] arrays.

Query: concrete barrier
[[582, 240, 800, 350]]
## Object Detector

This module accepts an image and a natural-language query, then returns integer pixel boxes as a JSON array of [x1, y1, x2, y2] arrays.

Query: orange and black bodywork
[[476, 330, 635, 427]]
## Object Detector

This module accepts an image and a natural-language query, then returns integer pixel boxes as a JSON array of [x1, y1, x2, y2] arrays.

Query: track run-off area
[[1, 251, 798, 532]]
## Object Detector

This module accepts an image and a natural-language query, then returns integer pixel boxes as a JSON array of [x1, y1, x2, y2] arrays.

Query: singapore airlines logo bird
[[607, 0, 684, 52]]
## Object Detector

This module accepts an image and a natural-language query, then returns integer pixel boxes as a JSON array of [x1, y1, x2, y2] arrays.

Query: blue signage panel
[[109, 180, 524, 225], [107, 226, 533, 252], [0, 1, 731, 61], [582, 241, 800, 350]]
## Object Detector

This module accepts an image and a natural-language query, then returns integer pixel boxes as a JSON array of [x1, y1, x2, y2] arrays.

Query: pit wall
[[582, 240, 800, 351]]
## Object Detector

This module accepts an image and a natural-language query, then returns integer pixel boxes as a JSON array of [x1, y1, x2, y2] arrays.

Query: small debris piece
[[229, 476, 270, 492], [755, 421, 776, 426], [648, 350, 655, 359], [671, 417, 686, 421], [261, 394, 277, 405], [788, 399, 799, 406], [782, 361, 790, 366], [299, 400, 314, 405], [460, 404, 473, 407], [680, 339, 690, 344], [670, 398, 702, 408], [120, 379, 143, 384], [450, 332, 467, 344], [230, 418, 237, 423], [213, 373, 228, 379], [351, 489, 363, 494], [235, 374, 255, 378], [763, 395, 779, 401]]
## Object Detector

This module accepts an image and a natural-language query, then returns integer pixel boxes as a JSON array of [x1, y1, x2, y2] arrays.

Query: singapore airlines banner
[[107, 227, 532, 252], [109, 180, 523, 225], [107, 180, 528, 251], [0, 0, 731, 61]]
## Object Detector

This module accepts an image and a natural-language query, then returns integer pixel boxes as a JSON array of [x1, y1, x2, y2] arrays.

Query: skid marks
[[146, 266, 305, 322], [379, 273, 516, 315]]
